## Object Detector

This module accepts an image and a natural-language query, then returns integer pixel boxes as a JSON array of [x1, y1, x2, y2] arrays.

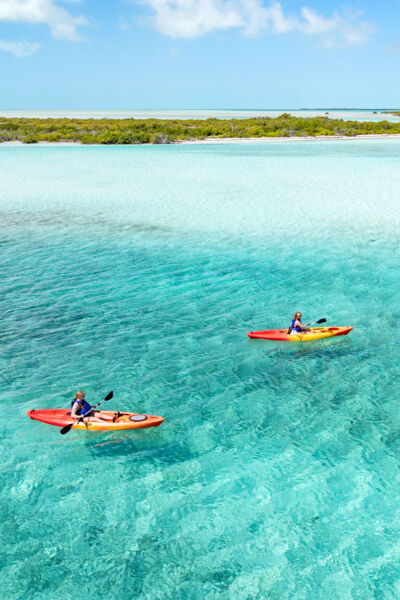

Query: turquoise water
[[1, 141, 400, 599]]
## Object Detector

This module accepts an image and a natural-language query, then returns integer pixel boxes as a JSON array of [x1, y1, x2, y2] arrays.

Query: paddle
[[60, 391, 114, 435], [305, 318, 327, 326]]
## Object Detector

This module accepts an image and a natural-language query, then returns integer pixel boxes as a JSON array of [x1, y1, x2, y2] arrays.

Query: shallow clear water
[[1, 141, 400, 599], [1, 108, 400, 122]]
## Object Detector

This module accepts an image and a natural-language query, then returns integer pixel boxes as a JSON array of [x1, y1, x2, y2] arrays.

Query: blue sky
[[0, 0, 399, 109]]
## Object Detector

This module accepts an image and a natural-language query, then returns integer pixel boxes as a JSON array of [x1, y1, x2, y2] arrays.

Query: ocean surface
[[1, 108, 400, 122], [1, 140, 400, 599]]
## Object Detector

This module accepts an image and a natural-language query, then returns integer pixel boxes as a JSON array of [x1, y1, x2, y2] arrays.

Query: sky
[[0, 0, 399, 109]]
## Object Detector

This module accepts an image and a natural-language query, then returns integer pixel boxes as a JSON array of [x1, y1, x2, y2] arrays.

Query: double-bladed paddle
[[60, 391, 114, 435], [305, 318, 327, 326]]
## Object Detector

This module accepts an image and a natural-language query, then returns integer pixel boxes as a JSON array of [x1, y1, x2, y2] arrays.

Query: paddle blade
[[104, 391, 113, 401], [60, 423, 74, 435], [316, 318, 327, 324]]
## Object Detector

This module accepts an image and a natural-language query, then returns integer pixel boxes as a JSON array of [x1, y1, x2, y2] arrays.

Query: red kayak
[[27, 409, 165, 431], [247, 326, 353, 341]]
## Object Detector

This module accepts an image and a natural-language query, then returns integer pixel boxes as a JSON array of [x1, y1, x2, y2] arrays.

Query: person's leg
[[82, 412, 114, 423], [91, 411, 114, 422]]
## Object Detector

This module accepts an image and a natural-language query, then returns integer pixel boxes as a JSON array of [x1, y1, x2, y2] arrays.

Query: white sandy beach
[[179, 133, 400, 144], [2, 133, 400, 148], [2, 133, 400, 147]]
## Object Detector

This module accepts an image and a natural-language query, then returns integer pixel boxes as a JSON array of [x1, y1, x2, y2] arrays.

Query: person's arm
[[71, 401, 81, 420]]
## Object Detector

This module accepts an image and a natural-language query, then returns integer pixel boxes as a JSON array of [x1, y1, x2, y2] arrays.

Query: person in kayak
[[288, 312, 311, 335], [71, 391, 115, 423]]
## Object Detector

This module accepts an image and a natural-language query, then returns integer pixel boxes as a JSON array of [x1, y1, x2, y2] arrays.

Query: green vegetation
[[1, 113, 400, 144], [382, 111, 400, 117]]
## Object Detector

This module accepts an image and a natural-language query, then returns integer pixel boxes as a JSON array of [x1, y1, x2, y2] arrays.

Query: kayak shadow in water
[[86, 432, 213, 469], [262, 336, 354, 360]]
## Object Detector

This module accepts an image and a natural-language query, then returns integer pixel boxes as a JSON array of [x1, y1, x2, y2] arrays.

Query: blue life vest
[[290, 318, 302, 333], [71, 399, 92, 416]]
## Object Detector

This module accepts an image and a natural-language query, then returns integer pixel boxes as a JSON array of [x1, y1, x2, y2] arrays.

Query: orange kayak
[[247, 326, 353, 341], [27, 409, 164, 431]]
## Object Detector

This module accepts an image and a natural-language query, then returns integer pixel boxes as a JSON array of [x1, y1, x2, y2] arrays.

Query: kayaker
[[71, 391, 115, 423], [288, 312, 310, 335]]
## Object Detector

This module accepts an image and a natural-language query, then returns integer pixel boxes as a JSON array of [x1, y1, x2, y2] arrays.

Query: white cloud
[[299, 6, 373, 46], [137, 0, 373, 46], [0, 0, 87, 41], [141, 0, 243, 38], [0, 38, 40, 56], [118, 16, 131, 30], [264, 1, 297, 34], [339, 19, 373, 47], [299, 7, 339, 35]]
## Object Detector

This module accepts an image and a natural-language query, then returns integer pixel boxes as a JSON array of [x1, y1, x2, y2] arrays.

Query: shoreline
[[179, 133, 400, 144], [2, 133, 400, 147]]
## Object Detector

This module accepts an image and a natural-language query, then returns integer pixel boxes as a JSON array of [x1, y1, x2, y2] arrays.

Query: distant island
[[1, 114, 400, 144]]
